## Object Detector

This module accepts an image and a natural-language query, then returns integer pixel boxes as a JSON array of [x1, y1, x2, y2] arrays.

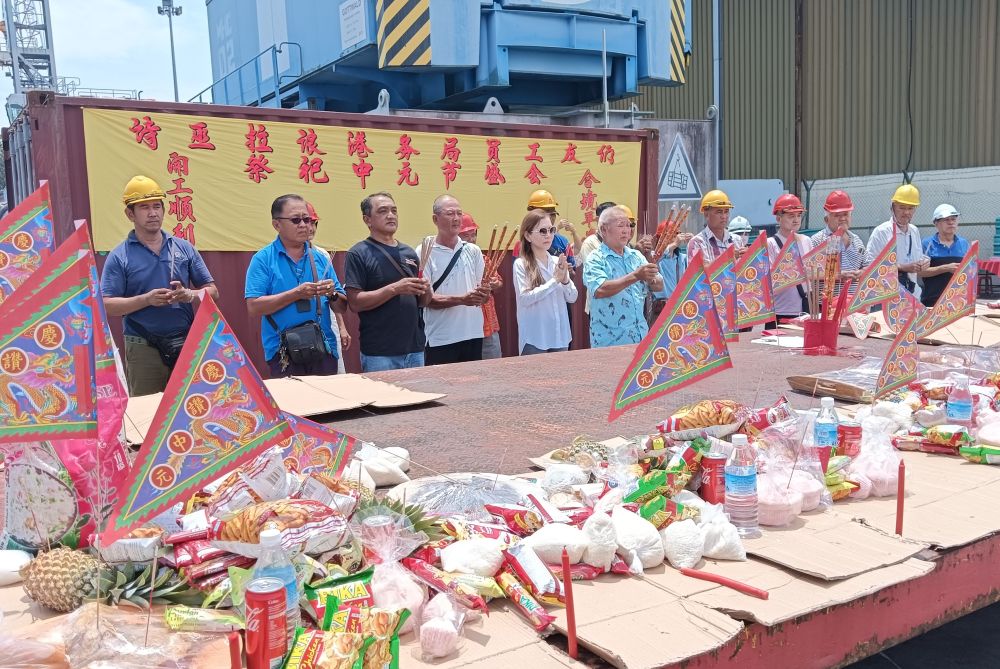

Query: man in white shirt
[[686, 189, 747, 264], [866, 184, 928, 295], [810, 190, 871, 297], [420, 195, 492, 365]]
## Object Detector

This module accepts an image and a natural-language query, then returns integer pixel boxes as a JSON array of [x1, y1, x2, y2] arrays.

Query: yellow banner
[[83, 108, 641, 252]]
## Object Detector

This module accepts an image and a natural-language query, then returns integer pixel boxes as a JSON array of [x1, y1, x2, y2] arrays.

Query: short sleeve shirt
[[101, 231, 214, 338], [420, 240, 486, 347], [583, 243, 654, 348], [343, 238, 426, 356], [245, 237, 343, 361]]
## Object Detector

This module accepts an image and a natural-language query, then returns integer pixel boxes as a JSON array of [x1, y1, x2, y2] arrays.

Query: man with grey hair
[[583, 205, 664, 348], [419, 194, 492, 365]]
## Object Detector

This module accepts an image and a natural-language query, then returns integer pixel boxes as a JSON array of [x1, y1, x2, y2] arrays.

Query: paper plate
[[660, 421, 742, 442]]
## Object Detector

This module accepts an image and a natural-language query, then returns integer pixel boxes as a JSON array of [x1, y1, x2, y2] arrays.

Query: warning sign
[[658, 134, 702, 201]]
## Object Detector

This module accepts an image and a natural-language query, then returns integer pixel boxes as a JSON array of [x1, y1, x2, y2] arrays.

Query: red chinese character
[[441, 137, 461, 161], [296, 128, 326, 156], [245, 123, 273, 153], [578, 169, 602, 189], [524, 163, 547, 185], [245, 154, 274, 183], [486, 139, 502, 163], [169, 196, 197, 223], [582, 209, 597, 232], [396, 134, 421, 160], [598, 144, 616, 164], [579, 189, 596, 211], [442, 162, 461, 189], [397, 162, 419, 187], [172, 222, 196, 244], [166, 177, 193, 196], [129, 116, 161, 150], [524, 142, 543, 162], [348, 131, 374, 158], [484, 162, 506, 186], [353, 159, 374, 188], [166, 152, 189, 176], [298, 156, 330, 184], [188, 122, 216, 150], [562, 142, 582, 164]]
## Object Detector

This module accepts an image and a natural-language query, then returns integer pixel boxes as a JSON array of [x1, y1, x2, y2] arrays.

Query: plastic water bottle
[[253, 528, 300, 640], [814, 397, 840, 450], [946, 373, 974, 427], [724, 434, 761, 539]]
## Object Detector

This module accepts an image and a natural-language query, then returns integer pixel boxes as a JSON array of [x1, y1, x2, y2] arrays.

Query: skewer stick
[[562, 548, 578, 658], [895, 459, 905, 535]]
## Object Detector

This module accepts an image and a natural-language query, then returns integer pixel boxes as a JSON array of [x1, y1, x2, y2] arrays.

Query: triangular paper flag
[[734, 232, 775, 328], [3, 224, 91, 311], [845, 238, 899, 315], [882, 288, 925, 335], [0, 183, 55, 303], [280, 412, 355, 478], [846, 312, 876, 340], [875, 313, 919, 398], [771, 236, 806, 293], [802, 236, 831, 275], [102, 294, 293, 543], [705, 246, 738, 341], [0, 246, 97, 443], [609, 258, 732, 421], [914, 241, 978, 338]]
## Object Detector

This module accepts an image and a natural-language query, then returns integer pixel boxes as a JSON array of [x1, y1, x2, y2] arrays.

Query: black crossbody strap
[[306, 241, 322, 321], [363, 238, 413, 279], [432, 242, 466, 292]]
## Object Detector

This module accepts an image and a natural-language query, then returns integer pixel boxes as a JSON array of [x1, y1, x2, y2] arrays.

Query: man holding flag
[[766, 194, 810, 326]]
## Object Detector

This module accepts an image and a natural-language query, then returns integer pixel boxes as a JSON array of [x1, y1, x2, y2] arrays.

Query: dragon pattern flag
[[770, 235, 807, 293], [802, 236, 831, 275], [882, 287, 926, 335], [845, 238, 899, 315], [102, 294, 293, 543], [279, 412, 355, 479], [609, 257, 732, 421], [874, 313, 920, 399], [0, 182, 55, 303], [914, 241, 978, 338], [734, 232, 775, 328], [705, 246, 738, 342]]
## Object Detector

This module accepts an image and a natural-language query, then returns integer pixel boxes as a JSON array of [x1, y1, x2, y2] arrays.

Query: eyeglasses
[[535, 227, 557, 235], [629, 222, 637, 228], [276, 216, 316, 226]]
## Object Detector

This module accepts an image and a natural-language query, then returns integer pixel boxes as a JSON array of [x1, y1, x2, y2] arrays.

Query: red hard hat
[[459, 213, 478, 234], [773, 193, 804, 215], [823, 190, 854, 214], [306, 201, 320, 223]]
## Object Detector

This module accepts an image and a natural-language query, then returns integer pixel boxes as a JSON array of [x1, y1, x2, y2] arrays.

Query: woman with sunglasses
[[513, 209, 578, 355]]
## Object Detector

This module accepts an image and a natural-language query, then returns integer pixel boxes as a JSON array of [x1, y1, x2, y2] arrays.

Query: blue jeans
[[361, 352, 425, 372]]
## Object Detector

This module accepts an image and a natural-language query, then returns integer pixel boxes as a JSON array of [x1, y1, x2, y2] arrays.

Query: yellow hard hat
[[619, 204, 636, 221], [122, 175, 166, 206], [700, 189, 734, 211], [891, 184, 920, 207], [527, 189, 558, 210]]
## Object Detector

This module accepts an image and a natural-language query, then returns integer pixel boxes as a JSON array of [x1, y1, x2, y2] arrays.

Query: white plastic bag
[[354, 442, 410, 487], [847, 416, 900, 498], [541, 464, 589, 493], [611, 506, 664, 571], [757, 472, 803, 527], [522, 523, 588, 564], [701, 516, 746, 561], [660, 519, 704, 568], [0, 550, 32, 586], [580, 512, 617, 571], [440, 539, 503, 577]]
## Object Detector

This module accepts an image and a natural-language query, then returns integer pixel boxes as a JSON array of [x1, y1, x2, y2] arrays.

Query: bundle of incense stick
[[822, 251, 841, 320], [652, 204, 679, 248], [482, 224, 518, 282], [808, 265, 824, 319], [417, 235, 434, 278], [653, 205, 690, 259]]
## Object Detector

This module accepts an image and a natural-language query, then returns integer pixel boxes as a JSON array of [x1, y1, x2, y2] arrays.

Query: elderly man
[[420, 194, 493, 365], [810, 190, 871, 297], [687, 189, 745, 263], [918, 204, 970, 308], [246, 194, 347, 377], [583, 205, 664, 348], [102, 175, 218, 396], [866, 184, 928, 295]]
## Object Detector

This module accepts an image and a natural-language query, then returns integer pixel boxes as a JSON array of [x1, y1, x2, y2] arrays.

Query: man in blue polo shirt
[[102, 175, 218, 396], [246, 194, 347, 377], [918, 204, 970, 308]]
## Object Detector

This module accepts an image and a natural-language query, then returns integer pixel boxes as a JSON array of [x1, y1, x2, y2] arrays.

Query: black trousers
[[425, 337, 483, 366]]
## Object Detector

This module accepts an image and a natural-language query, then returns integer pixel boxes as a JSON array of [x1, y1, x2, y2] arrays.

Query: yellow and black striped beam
[[376, 0, 432, 68], [670, 0, 689, 84]]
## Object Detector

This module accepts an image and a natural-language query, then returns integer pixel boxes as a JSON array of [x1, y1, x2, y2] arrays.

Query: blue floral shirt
[[583, 243, 657, 348]]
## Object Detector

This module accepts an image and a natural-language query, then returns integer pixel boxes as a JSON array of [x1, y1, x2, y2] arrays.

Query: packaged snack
[[411, 536, 455, 566], [164, 605, 243, 632], [827, 480, 858, 501], [659, 399, 746, 433], [441, 519, 519, 547], [502, 543, 564, 604], [209, 447, 296, 516], [623, 470, 686, 504], [959, 445, 1000, 464], [548, 561, 604, 581], [908, 424, 973, 454], [318, 538, 365, 575], [497, 571, 556, 631], [483, 503, 543, 536], [401, 557, 488, 612], [360, 608, 410, 669], [611, 506, 664, 571], [209, 499, 351, 556], [298, 473, 361, 517], [323, 596, 364, 633], [181, 554, 253, 583], [283, 628, 371, 669], [638, 496, 700, 530], [170, 539, 227, 568], [305, 568, 375, 623], [742, 396, 796, 436]]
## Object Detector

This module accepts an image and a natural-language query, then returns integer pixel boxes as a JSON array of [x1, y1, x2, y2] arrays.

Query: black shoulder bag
[[431, 242, 466, 291], [266, 244, 328, 370], [130, 321, 188, 369]]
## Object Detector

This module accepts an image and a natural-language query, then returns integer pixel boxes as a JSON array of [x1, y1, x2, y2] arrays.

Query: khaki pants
[[124, 336, 171, 396]]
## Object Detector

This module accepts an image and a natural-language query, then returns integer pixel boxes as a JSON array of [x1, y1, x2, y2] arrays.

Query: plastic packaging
[[252, 527, 301, 640], [611, 506, 664, 571], [660, 519, 704, 568], [847, 417, 901, 498], [354, 442, 410, 487], [756, 473, 803, 527], [755, 417, 834, 511], [0, 549, 32, 585], [947, 373, 974, 428], [419, 594, 468, 660], [814, 397, 840, 448], [580, 511, 617, 571], [521, 523, 588, 564], [440, 539, 504, 577], [724, 434, 762, 539]]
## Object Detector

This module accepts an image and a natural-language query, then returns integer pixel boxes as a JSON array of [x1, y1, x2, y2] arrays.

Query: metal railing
[[189, 42, 303, 107]]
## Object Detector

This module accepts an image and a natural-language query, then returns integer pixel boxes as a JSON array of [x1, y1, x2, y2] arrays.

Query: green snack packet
[[362, 608, 411, 669], [282, 627, 373, 669], [638, 495, 700, 529], [959, 445, 1000, 464], [624, 470, 685, 504], [305, 566, 374, 623]]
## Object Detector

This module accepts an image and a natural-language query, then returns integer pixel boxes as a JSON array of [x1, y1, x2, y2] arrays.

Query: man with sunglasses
[[246, 194, 346, 377]]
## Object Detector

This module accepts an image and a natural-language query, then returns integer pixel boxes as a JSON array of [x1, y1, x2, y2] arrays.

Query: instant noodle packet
[[305, 567, 375, 623], [283, 628, 373, 669], [496, 571, 555, 632], [401, 557, 488, 612], [623, 470, 686, 504], [164, 605, 243, 632], [502, 543, 563, 605], [959, 445, 1000, 464], [484, 503, 543, 537], [638, 496, 700, 530]]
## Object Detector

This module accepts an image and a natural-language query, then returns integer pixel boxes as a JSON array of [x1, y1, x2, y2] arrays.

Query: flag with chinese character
[[874, 313, 919, 399], [845, 238, 899, 315], [734, 232, 775, 328], [770, 235, 807, 293], [0, 183, 55, 304], [914, 241, 978, 338], [102, 294, 292, 543], [802, 236, 831, 275], [2, 224, 90, 311], [610, 259, 732, 421], [882, 287, 925, 335], [279, 412, 355, 478], [705, 246, 738, 342]]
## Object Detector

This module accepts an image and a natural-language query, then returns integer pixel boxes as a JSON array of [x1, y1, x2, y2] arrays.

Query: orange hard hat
[[823, 190, 854, 214], [527, 189, 558, 211], [306, 201, 320, 223], [773, 193, 804, 215], [459, 213, 478, 234]]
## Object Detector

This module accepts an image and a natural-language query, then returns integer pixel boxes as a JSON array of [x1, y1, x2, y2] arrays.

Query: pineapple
[[356, 497, 443, 541], [20, 547, 201, 613]]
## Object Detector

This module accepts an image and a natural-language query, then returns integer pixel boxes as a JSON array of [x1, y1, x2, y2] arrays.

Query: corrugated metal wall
[[623, 0, 1000, 190]]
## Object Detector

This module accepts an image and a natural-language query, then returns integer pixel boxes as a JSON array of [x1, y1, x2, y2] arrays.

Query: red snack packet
[[548, 562, 603, 581], [484, 503, 543, 537], [410, 536, 454, 566], [610, 554, 631, 575], [496, 571, 555, 632], [189, 571, 230, 592], [164, 528, 210, 545], [171, 539, 226, 568], [401, 557, 488, 613], [502, 544, 563, 604], [563, 507, 594, 527], [181, 554, 253, 582], [442, 519, 519, 547], [742, 395, 796, 436]]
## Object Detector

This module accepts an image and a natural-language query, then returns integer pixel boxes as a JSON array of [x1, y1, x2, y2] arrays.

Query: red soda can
[[838, 421, 862, 457], [245, 577, 287, 669], [699, 452, 727, 505]]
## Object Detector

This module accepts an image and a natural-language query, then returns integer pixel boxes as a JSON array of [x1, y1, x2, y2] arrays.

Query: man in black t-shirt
[[345, 192, 433, 372]]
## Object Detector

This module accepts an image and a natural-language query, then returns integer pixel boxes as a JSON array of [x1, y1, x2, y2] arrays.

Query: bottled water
[[946, 373, 974, 427], [814, 396, 840, 450], [252, 528, 300, 642], [724, 434, 761, 539]]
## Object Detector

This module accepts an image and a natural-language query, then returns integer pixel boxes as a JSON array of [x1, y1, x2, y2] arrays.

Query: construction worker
[[866, 184, 928, 296], [687, 189, 745, 263], [727, 215, 752, 247], [766, 194, 811, 325], [102, 175, 219, 396], [810, 190, 871, 297], [918, 204, 970, 308]]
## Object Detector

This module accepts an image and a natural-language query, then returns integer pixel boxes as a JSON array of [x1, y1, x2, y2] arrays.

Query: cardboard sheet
[[867, 307, 1000, 346], [295, 374, 445, 409], [741, 511, 926, 580]]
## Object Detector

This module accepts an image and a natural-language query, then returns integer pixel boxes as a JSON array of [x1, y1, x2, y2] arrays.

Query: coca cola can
[[245, 577, 287, 669], [838, 421, 862, 457], [699, 452, 727, 505]]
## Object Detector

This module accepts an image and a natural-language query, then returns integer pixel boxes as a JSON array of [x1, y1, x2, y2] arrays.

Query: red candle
[[896, 459, 906, 535], [562, 547, 578, 659]]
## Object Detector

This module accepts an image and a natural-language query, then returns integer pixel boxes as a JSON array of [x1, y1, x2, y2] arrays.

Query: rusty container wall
[[3, 92, 658, 375]]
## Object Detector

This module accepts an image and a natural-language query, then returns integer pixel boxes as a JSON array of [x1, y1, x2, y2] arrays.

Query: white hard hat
[[932, 204, 960, 221], [727, 216, 751, 233]]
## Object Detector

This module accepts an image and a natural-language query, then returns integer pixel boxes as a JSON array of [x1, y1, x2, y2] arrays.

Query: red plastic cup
[[803, 319, 839, 355]]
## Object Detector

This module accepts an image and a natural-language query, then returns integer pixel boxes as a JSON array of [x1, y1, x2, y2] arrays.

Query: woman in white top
[[513, 209, 578, 355]]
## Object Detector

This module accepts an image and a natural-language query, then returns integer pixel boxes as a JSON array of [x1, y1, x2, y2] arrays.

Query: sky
[[1, 0, 213, 105]]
